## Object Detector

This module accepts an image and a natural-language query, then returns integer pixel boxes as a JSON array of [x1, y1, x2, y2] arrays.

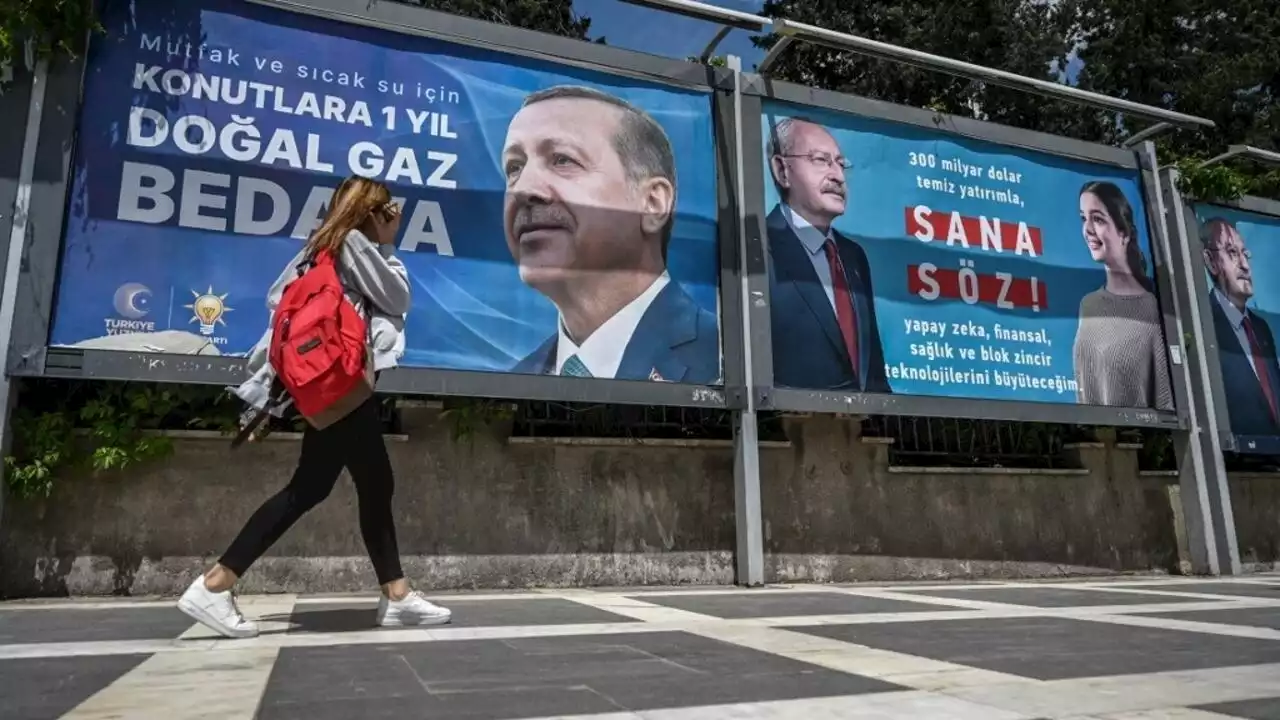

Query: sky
[[569, 0, 1084, 82], [572, 0, 768, 68]]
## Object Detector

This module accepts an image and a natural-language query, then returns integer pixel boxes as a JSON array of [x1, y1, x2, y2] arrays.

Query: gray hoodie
[[230, 229, 410, 415]]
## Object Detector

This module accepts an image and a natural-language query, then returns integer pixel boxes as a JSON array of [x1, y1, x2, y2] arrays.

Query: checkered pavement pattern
[[2, 577, 1279, 719]]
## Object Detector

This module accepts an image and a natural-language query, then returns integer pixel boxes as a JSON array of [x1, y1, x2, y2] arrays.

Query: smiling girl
[[1071, 181, 1174, 410]]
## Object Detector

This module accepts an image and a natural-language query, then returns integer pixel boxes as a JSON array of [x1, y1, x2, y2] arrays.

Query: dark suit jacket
[[767, 205, 891, 393], [1211, 299, 1280, 437], [512, 280, 721, 384]]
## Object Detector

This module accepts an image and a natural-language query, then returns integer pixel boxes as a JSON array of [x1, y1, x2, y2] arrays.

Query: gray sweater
[[231, 229, 410, 415], [1072, 289, 1174, 411]]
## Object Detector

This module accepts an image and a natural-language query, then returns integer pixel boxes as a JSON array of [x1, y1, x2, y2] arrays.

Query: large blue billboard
[[49, 0, 723, 385], [1192, 203, 1280, 454], [761, 101, 1174, 410]]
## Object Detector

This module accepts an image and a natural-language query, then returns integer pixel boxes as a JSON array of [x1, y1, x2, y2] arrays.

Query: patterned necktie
[[823, 238, 860, 374], [560, 354, 593, 377], [1243, 315, 1278, 423]]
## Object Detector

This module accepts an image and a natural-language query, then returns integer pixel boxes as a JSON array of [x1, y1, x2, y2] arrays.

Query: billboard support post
[[1188, 144, 1280, 460], [1152, 154, 1240, 576], [726, 53, 765, 587], [0, 59, 49, 528]]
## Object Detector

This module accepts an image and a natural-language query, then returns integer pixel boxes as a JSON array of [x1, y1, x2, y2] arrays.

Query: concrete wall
[[1229, 472, 1280, 571], [2, 406, 1266, 598], [761, 419, 1181, 581]]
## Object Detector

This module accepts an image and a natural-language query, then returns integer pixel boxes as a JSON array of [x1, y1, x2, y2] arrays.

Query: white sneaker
[[377, 591, 452, 627], [177, 576, 260, 638]]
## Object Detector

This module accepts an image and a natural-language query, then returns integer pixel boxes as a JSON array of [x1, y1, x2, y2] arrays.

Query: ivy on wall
[[439, 398, 515, 443], [1, 379, 521, 499], [4, 380, 242, 500]]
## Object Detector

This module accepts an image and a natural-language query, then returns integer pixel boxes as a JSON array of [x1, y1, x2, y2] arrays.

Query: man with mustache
[[1201, 217, 1280, 436], [765, 117, 890, 393], [502, 85, 720, 384]]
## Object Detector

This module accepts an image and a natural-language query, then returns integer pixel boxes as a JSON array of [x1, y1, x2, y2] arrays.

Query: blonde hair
[[304, 175, 393, 257]]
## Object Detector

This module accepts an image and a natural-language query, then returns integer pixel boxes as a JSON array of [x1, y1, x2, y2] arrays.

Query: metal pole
[[728, 53, 764, 587], [620, 0, 768, 29], [1150, 147, 1240, 575], [0, 60, 49, 521], [615, 0, 768, 65], [1198, 145, 1280, 170], [699, 26, 733, 63], [757, 36, 795, 75], [1122, 122, 1174, 148]]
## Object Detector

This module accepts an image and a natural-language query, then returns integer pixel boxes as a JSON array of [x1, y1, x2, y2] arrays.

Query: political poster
[[1192, 203, 1280, 453], [761, 101, 1174, 410], [49, 0, 723, 386]]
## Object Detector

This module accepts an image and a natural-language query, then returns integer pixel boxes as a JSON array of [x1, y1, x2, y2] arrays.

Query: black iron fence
[[511, 401, 788, 442], [864, 415, 1076, 469]]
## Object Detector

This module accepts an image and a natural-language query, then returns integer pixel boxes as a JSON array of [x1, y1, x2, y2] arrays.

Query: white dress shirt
[[554, 271, 671, 378], [781, 203, 838, 312]]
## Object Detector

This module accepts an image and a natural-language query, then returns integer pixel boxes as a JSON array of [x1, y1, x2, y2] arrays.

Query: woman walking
[[177, 175, 450, 638]]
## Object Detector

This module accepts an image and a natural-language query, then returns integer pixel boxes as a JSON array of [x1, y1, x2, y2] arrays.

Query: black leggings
[[219, 395, 404, 585]]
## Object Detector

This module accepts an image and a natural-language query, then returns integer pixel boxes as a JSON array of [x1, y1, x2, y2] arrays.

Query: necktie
[[560, 354, 593, 378], [823, 238, 860, 375], [1243, 315, 1278, 423]]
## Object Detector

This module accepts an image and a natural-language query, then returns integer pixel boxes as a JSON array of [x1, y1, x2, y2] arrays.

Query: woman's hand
[[371, 201, 403, 244], [238, 406, 276, 443]]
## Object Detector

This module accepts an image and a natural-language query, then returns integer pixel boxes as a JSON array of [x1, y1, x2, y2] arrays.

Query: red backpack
[[268, 251, 374, 429]]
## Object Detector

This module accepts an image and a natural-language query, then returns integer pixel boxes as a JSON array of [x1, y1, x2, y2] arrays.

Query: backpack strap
[[295, 255, 316, 278], [361, 296, 374, 346], [296, 249, 336, 278]]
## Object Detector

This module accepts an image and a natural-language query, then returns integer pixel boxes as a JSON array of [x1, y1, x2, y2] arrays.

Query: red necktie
[[1243, 315, 1278, 423], [823, 238, 860, 374]]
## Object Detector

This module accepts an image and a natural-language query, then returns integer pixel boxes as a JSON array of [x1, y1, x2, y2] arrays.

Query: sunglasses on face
[[374, 201, 402, 221]]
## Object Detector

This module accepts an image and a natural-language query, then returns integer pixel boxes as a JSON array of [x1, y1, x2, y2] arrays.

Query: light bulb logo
[[184, 287, 233, 336]]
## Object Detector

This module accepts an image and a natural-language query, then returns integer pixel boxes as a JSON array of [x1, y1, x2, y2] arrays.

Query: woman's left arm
[[343, 231, 411, 316]]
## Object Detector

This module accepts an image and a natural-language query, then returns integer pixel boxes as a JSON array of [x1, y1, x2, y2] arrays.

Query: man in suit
[[1202, 217, 1280, 437], [765, 117, 890, 393], [501, 85, 720, 384]]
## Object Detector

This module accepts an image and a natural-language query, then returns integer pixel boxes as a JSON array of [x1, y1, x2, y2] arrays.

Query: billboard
[[48, 0, 723, 386], [1191, 204, 1280, 453], [760, 101, 1174, 411]]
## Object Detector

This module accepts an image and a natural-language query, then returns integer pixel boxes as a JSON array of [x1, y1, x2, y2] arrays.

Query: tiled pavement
[[2, 577, 1279, 719]]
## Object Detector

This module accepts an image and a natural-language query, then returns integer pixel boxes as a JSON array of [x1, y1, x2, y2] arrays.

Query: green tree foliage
[[754, 0, 1279, 200], [1068, 0, 1280, 197], [754, 0, 1094, 138], [0, 0, 99, 67], [0, 0, 592, 72]]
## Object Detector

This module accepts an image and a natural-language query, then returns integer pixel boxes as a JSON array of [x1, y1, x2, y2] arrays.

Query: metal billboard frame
[[0, 0, 1246, 583], [1146, 161, 1239, 575], [6, 0, 745, 411], [739, 75, 1187, 429], [1176, 189, 1280, 456]]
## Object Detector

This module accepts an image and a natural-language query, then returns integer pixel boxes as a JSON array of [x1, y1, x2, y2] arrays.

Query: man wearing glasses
[[765, 117, 891, 393], [1201, 217, 1280, 436]]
